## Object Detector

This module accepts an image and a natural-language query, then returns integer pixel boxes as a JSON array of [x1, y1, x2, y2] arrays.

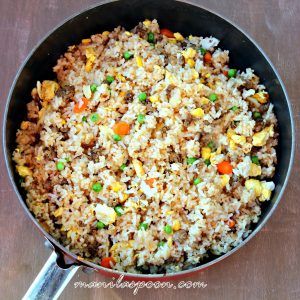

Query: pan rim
[[2, 0, 296, 279]]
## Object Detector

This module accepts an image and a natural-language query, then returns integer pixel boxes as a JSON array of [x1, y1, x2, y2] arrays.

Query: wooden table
[[0, 1, 299, 299]]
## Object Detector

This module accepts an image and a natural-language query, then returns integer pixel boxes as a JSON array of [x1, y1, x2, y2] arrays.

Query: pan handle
[[23, 250, 80, 300]]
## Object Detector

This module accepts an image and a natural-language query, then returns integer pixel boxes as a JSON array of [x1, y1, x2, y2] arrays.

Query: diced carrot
[[113, 121, 130, 135], [160, 28, 174, 38], [145, 178, 155, 188], [223, 70, 228, 76], [228, 219, 235, 228], [73, 97, 88, 113], [204, 52, 212, 63], [217, 161, 233, 175], [100, 257, 115, 269]]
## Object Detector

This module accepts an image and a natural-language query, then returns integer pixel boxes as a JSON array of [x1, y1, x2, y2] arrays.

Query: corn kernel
[[136, 56, 143, 67], [167, 237, 173, 247], [168, 38, 177, 44], [125, 31, 132, 36], [186, 58, 195, 68], [61, 119, 66, 125], [111, 182, 122, 192], [16, 165, 32, 177], [205, 73, 211, 78], [53, 207, 63, 217], [81, 38, 91, 45], [120, 193, 129, 203], [102, 31, 110, 36], [116, 74, 126, 82], [191, 107, 204, 118], [172, 220, 181, 231], [166, 211, 174, 215], [149, 94, 159, 103], [201, 147, 211, 160], [200, 97, 210, 105], [174, 32, 184, 41]]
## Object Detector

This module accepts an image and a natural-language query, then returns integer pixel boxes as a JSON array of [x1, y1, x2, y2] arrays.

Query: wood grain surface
[[0, 1, 299, 299]]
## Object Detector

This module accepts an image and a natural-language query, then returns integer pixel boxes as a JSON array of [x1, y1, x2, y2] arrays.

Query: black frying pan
[[3, 1, 295, 299]]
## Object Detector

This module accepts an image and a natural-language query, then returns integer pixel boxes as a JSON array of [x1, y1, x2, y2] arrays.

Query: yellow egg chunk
[[191, 107, 204, 118], [95, 204, 117, 225]]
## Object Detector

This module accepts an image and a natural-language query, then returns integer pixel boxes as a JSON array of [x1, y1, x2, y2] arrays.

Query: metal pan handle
[[23, 250, 80, 300]]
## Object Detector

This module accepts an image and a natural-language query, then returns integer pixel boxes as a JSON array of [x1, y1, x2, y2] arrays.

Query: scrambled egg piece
[[249, 163, 262, 176], [231, 134, 246, 146], [252, 91, 269, 104], [245, 179, 274, 201], [53, 207, 63, 217], [143, 19, 151, 28], [174, 32, 184, 41], [245, 179, 262, 197], [182, 48, 196, 60], [252, 125, 274, 147], [38, 80, 59, 102], [132, 159, 145, 177], [220, 174, 230, 187], [82, 85, 92, 99], [95, 204, 117, 225], [16, 165, 32, 177], [85, 47, 96, 72]]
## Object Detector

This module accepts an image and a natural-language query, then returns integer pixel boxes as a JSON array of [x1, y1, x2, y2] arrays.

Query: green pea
[[193, 178, 202, 185], [90, 84, 98, 93], [82, 116, 87, 122], [207, 141, 215, 150], [187, 157, 197, 165], [113, 134, 122, 141], [92, 182, 103, 193], [253, 111, 262, 120], [228, 69, 237, 78], [138, 92, 147, 102], [200, 47, 207, 55], [120, 163, 126, 171], [106, 75, 114, 84], [164, 225, 173, 234], [157, 241, 165, 248], [114, 205, 124, 216], [137, 114, 145, 124], [124, 51, 133, 60], [251, 156, 260, 165], [230, 106, 238, 112], [147, 32, 155, 43], [96, 221, 105, 229], [204, 159, 211, 166], [90, 113, 100, 123], [56, 162, 64, 171], [208, 93, 218, 102], [139, 222, 148, 230]]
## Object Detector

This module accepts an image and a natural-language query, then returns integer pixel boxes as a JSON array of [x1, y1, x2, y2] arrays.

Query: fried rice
[[13, 20, 278, 274]]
